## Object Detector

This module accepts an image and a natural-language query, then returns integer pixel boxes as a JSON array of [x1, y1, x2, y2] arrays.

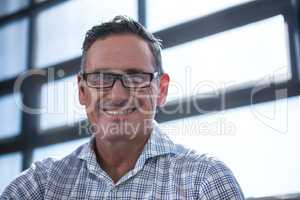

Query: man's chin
[[96, 132, 138, 142]]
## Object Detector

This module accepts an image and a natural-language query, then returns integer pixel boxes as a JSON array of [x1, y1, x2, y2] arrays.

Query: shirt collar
[[77, 121, 178, 183], [135, 121, 177, 165]]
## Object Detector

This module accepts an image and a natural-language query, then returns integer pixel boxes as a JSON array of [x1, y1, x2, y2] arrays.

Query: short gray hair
[[80, 15, 163, 75]]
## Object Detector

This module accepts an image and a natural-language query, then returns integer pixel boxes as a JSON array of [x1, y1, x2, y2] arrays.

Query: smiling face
[[78, 34, 169, 141]]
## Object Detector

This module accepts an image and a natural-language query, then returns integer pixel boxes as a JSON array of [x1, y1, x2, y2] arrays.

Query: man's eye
[[90, 75, 102, 81], [88, 74, 110, 84], [132, 77, 144, 83], [102, 75, 113, 80], [128, 75, 145, 83]]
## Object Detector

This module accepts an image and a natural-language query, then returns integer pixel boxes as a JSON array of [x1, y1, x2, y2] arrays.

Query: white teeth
[[104, 108, 135, 115]]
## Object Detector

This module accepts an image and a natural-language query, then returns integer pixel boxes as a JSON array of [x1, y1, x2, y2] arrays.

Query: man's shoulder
[[0, 142, 88, 199], [168, 144, 234, 178], [33, 141, 87, 171], [171, 144, 220, 165], [154, 126, 230, 175], [165, 145, 244, 199], [33, 142, 90, 181]]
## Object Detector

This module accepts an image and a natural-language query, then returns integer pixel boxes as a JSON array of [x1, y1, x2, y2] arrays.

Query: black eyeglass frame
[[81, 71, 160, 89]]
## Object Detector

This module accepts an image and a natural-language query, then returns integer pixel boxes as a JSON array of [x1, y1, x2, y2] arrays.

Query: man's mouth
[[102, 107, 137, 116]]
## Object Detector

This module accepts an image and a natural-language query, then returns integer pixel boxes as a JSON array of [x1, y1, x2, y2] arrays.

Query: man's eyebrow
[[124, 68, 146, 73], [86, 68, 147, 73], [86, 68, 111, 73]]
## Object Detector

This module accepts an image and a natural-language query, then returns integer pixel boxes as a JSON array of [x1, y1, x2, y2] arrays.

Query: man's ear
[[78, 75, 87, 105], [157, 73, 170, 107]]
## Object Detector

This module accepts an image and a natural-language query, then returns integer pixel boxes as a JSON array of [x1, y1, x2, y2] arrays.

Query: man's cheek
[[133, 97, 155, 115], [85, 90, 104, 115]]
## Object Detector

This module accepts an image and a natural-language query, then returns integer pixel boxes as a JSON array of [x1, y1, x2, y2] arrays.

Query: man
[[1, 16, 244, 199]]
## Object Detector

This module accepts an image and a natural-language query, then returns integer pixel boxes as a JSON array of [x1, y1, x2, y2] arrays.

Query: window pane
[[147, 0, 254, 31], [0, 93, 21, 139], [160, 96, 300, 197], [35, 0, 137, 68], [0, 0, 29, 17], [33, 138, 89, 162], [40, 76, 86, 130], [0, 153, 22, 194], [0, 19, 28, 80], [163, 16, 290, 102]]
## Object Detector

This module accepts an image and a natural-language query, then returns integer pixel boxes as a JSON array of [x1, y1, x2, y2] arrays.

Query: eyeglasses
[[81, 71, 159, 89]]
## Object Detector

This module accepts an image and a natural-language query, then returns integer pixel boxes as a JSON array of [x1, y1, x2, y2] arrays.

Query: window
[[0, 94, 21, 139], [40, 75, 86, 130], [0, 19, 28, 81], [161, 96, 300, 197], [0, 0, 299, 198], [0, 0, 29, 17], [163, 15, 290, 102], [0, 153, 22, 193], [35, 0, 137, 68], [147, 0, 253, 31]]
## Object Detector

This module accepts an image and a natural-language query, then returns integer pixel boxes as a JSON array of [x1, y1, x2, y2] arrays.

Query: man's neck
[[93, 133, 151, 183]]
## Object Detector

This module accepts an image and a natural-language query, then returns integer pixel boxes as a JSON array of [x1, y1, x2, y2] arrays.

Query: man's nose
[[110, 79, 130, 102]]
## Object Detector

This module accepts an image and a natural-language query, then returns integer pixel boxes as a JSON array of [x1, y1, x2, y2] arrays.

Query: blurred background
[[0, 0, 300, 199]]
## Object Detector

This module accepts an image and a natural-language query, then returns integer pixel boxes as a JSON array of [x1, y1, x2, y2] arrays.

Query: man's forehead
[[87, 34, 150, 52], [84, 34, 155, 72]]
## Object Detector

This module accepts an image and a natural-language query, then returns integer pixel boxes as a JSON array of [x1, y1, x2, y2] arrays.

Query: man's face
[[78, 34, 169, 141]]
